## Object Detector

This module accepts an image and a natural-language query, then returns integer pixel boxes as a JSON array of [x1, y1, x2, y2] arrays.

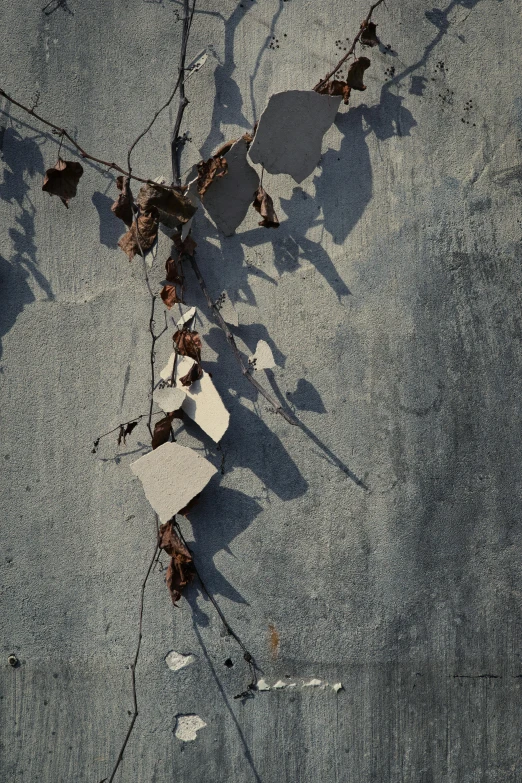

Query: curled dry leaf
[[158, 520, 195, 605], [252, 185, 279, 228], [197, 155, 228, 198], [161, 284, 183, 309], [151, 412, 175, 450], [180, 361, 203, 387], [111, 175, 134, 226], [172, 232, 197, 258], [347, 57, 371, 91], [165, 254, 184, 285], [315, 79, 352, 105], [173, 329, 202, 362], [117, 420, 139, 446], [118, 210, 159, 260], [360, 21, 380, 47], [42, 157, 84, 207], [136, 182, 196, 223]]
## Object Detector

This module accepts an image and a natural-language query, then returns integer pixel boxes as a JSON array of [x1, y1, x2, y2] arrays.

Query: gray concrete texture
[[1, 0, 521, 780]]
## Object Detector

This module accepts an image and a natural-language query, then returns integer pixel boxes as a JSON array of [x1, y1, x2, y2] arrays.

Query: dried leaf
[[161, 284, 183, 309], [118, 210, 159, 260], [315, 79, 352, 105], [347, 57, 371, 91], [197, 155, 228, 198], [165, 255, 184, 284], [180, 361, 203, 387], [173, 329, 202, 362], [42, 157, 84, 207], [252, 186, 279, 228], [360, 21, 380, 47], [152, 412, 175, 450], [111, 175, 134, 226], [136, 182, 196, 223], [118, 420, 139, 445], [158, 520, 195, 604]]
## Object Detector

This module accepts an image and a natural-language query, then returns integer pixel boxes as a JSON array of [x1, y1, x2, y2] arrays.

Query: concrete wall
[[2, 0, 522, 780]]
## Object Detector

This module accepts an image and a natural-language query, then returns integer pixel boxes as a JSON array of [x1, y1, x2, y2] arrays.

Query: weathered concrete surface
[[1, 0, 522, 781]]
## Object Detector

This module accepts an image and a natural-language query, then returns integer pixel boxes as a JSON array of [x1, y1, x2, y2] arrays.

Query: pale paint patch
[[202, 138, 259, 236], [248, 90, 341, 183], [255, 677, 342, 692], [153, 386, 186, 413], [302, 678, 323, 687], [249, 340, 275, 370], [176, 306, 197, 328], [257, 678, 270, 691], [160, 354, 229, 442], [130, 442, 217, 522], [272, 680, 286, 689], [165, 650, 196, 672], [332, 682, 343, 692], [174, 714, 207, 742]]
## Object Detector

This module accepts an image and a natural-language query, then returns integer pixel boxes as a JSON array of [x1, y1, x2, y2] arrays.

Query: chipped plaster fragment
[[202, 138, 260, 235], [176, 306, 197, 329], [248, 90, 342, 183], [216, 291, 239, 327], [165, 650, 196, 672], [130, 442, 217, 522], [160, 354, 229, 442], [174, 714, 207, 742], [303, 678, 323, 687], [332, 682, 343, 692], [249, 340, 275, 371], [153, 386, 186, 413], [272, 680, 286, 689], [257, 678, 270, 691]]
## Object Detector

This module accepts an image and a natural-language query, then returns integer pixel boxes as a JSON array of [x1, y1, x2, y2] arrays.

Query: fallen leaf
[[42, 157, 84, 207], [118, 210, 159, 260], [152, 412, 175, 449], [111, 175, 134, 226], [158, 520, 195, 604], [180, 361, 203, 387], [252, 185, 280, 228], [136, 182, 196, 223], [200, 138, 259, 236], [130, 441, 218, 522], [360, 21, 380, 47], [315, 79, 352, 105], [248, 91, 341, 183], [117, 420, 139, 445], [172, 232, 197, 258], [347, 57, 371, 91], [160, 354, 229, 442], [161, 284, 183, 309], [165, 255, 184, 285], [249, 340, 275, 370], [173, 329, 202, 362], [197, 154, 228, 198]]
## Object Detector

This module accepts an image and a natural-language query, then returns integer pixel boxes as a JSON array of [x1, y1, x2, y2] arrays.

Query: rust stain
[[268, 623, 279, 658]]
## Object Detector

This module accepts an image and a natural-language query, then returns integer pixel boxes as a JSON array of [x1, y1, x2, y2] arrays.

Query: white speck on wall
[[165, 651, 196, 672], [332, 682, 343, 692], [174, 714, 207, 742], [302, 678, 323, 687], [272, 680, 286, 689], [256, 678, 270, 691]]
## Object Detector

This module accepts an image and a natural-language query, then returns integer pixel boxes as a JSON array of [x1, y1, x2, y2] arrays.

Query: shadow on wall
[[0, 127, 53, 360]]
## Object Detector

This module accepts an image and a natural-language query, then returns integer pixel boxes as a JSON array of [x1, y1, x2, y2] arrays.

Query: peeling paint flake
[[165, 650, 196, 672], [248, 91, 342, 183], [153, 386, 186, 413], [257, 678, 270, 691], [249, 340, 275, 371], [176, 306, 197, 329], [130, 442, 217, 522], [174, 714, 207, 742], [332, 682, 343, 692], [272, 680, 286, 689], [202, 138, 259, 235], [303, 678, 323, 687], [160, 354, 229, 442]]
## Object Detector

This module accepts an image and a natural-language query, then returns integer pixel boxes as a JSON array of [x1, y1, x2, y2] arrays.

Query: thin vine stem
[[171, 0, 197, 185]]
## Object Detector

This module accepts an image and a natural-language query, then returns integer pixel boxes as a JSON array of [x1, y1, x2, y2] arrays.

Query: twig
[[0, 87, 180, 195], [171, 0, 197, 185], [314, 0, 386, 91], [147, 298, 168, 436], [100, 542, 160, 783], [185, 251, 298, 425]]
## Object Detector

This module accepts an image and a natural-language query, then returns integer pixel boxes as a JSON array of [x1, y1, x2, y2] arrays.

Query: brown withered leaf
[[173, 329, 202, 362], [118, 419, 139, 446], [42, 157, 84, 207], [165, 255, 184, 284], [136, 182, 196, 223], [315, 79, 352, 105], [252, 185, 280, 228], [158, 520, 195, 604], [347, 57, 371, 91], [180, 361, 203, 387], [172, 233, 197, 257], [360, 21, 380, 47], [197, 155, 228, 198], [111, 175, 134, 227], [151, 412, 175, 450], [118, 210, 159, 260], [161, 284, 183, 309]]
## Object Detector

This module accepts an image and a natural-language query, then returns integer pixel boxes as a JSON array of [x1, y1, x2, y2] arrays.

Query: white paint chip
[[332, 682, 343, 692], [249, 340, 275, 371], [257, 678, 270, 691], [217, 291, 239, 327], [303, 678, 323, 687], [248, 90, 342, 183], [165, 650, 196, 672], [130, 442, 217, 522], [176, 306, 197, 328], [153, 386, 186, 413], [160, 354, 229, 442], [174, 714, 207, 742], [202, 138, 259, 235], [272, 680, 286, 689]]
